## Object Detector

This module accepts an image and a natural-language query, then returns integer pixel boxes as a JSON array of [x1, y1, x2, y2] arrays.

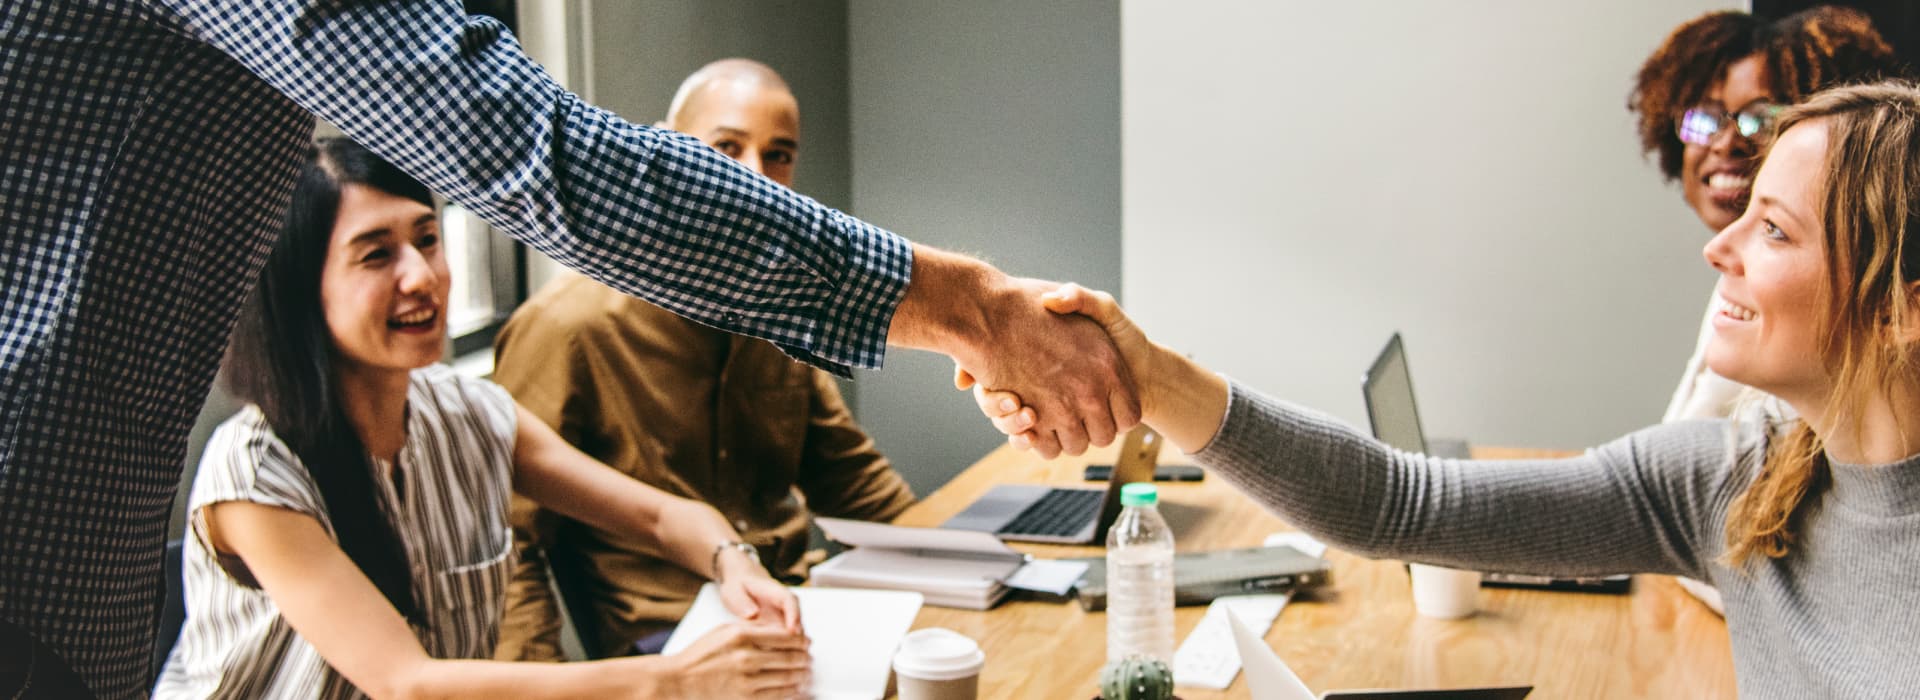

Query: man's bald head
[[662, 59, 801, 187]]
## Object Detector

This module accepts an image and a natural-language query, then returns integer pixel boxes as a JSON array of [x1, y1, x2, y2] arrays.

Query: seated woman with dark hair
[[979, 81, 1920, 698], [155, 138, 809, 700]]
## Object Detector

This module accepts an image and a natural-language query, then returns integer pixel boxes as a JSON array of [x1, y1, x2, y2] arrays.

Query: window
[[441, 203, 525, 357]]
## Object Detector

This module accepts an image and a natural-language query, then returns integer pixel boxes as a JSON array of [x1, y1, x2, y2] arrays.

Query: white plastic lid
[[891, 627, 985, 681]]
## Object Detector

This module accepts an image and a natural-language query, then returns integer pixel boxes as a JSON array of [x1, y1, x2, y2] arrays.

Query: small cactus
[[1099, 654, 1174, 700]]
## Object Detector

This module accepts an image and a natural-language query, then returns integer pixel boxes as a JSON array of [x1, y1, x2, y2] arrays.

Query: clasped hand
[[958, 283, 1157, 453]]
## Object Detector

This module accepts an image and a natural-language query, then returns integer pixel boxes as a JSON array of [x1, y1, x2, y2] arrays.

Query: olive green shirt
[[491, 274, 915, 659]]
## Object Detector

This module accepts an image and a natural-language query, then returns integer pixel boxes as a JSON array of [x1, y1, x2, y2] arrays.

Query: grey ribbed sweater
[[1193, 381, 1920, 698]]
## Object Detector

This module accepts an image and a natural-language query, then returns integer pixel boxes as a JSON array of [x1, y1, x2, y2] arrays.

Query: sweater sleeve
[[1193, 380, 1754, 580]]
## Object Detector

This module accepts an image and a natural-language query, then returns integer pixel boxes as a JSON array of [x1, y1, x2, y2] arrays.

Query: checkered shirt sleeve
[[0, 2, 913, 697], [159, 0, 914, 375]]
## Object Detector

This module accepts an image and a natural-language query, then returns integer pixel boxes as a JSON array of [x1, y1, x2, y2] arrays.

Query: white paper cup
[[1409, 563, 1481, 619], [893, 628, 985, 700]]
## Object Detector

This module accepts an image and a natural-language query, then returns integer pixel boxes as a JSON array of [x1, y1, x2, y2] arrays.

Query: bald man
[[492, 60, 916, 660]]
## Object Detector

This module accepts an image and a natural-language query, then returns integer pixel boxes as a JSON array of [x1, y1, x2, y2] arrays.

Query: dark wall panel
[[1754, 0, 1920, 69]]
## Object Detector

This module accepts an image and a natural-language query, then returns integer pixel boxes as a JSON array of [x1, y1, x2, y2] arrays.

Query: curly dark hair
[[1629, 6, 1904, 182]]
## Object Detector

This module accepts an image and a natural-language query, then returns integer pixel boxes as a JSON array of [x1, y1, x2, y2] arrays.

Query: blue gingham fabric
[[0, 2, 911, 697]]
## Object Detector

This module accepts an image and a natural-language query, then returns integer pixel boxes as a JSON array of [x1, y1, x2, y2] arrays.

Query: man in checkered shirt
[[0, 3, 1136, 697]]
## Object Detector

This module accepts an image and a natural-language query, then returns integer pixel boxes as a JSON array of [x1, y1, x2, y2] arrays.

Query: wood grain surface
[[883, 442, 1736, 699]]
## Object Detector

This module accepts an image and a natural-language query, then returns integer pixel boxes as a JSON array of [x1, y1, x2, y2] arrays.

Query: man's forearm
[[887, 244, 1003, 362], [888, 244, 1138, 456]]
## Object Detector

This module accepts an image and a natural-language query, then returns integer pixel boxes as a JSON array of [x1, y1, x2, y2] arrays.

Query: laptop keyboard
[[999, 488, 1105, 538]]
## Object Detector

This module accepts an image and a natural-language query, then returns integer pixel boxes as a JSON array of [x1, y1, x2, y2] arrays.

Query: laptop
[[1361, 333, 1469, 459], [1361, 333, 1630, 594], [942, 425, 1162, 544]]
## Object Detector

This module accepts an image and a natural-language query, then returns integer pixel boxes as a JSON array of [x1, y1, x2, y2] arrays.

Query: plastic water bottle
[[1106, 482, 1175, 664]]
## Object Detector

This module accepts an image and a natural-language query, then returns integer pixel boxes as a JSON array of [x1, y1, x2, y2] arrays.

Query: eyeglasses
[[1676, 102, 1785, 146]]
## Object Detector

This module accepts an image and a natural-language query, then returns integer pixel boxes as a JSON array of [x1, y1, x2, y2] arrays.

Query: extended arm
[[1192, 382, 1730, 578], [157, 3, 1135, 452], [156, 1, 901, 373], [977, 285, 1738, 579]]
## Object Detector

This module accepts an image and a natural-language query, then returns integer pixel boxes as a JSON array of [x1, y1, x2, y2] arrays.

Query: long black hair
[[224, 137, 435, 624]]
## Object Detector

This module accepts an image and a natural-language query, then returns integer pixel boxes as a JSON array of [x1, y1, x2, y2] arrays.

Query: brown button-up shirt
[[490, 273, 916, 660]]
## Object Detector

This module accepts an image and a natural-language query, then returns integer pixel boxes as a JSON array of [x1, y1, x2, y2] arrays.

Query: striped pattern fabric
[[0, 2, 910, 696], [155, 366, 517, 699]]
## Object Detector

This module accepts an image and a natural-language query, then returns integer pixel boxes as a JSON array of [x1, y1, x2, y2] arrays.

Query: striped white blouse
[[156, 366, 518, 699]]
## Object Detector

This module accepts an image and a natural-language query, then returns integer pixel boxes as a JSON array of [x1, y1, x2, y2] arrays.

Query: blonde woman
[[977, 82, 1920, 697]]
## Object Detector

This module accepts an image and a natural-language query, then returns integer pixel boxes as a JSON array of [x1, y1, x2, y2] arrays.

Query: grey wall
[[1122, 0, 1739, 449], [527, 0, 855, 293], [845, 0, 1123, 495], [583, 0, 853, 212]]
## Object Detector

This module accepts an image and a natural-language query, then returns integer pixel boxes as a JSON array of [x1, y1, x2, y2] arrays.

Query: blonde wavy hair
[[1724, 81, 1920, 564]]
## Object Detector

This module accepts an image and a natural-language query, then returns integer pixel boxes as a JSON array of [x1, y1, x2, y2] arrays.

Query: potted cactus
[[1098, 655, 1176, 700]]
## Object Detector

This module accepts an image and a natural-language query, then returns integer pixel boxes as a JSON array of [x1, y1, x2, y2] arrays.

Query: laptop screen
[[1361, 333, 1429, 454]]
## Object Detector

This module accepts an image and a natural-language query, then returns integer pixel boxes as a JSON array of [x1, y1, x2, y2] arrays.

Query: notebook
[[661, 584, 922, 700], [942, 425, 1163, 543], [809, 518, 1023, 609]]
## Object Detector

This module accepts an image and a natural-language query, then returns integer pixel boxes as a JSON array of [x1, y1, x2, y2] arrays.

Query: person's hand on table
[[658, 621, 811, 699], [715, 548, 803, 635]]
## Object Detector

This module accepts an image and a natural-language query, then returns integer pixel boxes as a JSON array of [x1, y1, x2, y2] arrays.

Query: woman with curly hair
[[1631, 6, 1904, 423]]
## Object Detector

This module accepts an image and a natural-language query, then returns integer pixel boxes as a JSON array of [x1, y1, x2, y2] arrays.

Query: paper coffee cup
[[893, 627, 985, 700], [1409, 563, 1480, 619]]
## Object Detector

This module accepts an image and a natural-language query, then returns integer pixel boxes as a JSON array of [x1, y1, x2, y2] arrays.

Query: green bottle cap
[[1119, 482, 1158, 507]]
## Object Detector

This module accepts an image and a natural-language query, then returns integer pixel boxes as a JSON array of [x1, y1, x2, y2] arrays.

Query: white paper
[[1002, 559, 1088, 596], [817, 516, 1022, 558], [662, 584, 923, 700], [1174, 592, 1295, 689], [812, 547, 1020, 592], [1228, 611, 1318, 700], [1264, 532, 1329, 559]]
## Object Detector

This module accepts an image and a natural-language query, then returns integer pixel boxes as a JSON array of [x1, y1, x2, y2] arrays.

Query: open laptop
[[1361, 333, 1630, 594], [942, 425, 1162, 544], [1362, 333, 1469, 459]]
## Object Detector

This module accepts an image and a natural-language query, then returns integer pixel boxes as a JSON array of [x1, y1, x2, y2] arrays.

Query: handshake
[[893, 247, 1227, 458], [957, 282, 1145, 458]]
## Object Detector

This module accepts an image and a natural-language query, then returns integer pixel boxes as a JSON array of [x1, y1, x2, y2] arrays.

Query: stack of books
[[810, 518, 1026, 610], [810, 545, 1018, 610]]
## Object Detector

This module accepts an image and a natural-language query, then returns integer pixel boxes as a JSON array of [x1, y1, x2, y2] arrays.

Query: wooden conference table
[[889, 443, 1737, 699]]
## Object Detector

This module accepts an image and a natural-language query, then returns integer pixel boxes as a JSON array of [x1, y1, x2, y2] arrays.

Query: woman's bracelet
[[710, 540, 762, 583]]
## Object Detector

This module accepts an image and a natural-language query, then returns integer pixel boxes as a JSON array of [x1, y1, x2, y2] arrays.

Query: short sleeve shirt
[[155, 366, 518, 699]]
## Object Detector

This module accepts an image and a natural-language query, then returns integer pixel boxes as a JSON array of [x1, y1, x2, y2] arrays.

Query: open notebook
[[662, 584, 923, 700]]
